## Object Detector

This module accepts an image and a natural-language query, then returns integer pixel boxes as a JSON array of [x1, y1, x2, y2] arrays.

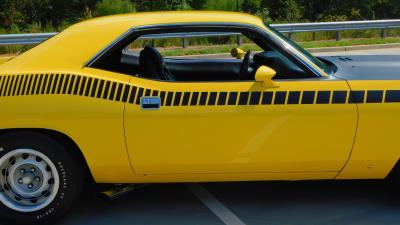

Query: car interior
[[93, 31, 311, 82]]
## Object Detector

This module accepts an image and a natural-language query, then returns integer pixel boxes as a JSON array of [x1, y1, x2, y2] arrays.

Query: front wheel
[[0, 132, 83, 224]]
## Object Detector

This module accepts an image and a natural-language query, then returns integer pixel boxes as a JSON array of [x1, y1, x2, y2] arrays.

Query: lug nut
[[20, 169, 25, 174], [28, 184, 33, 189], [31, 168, 35, 173], [18, 178, 23, 184], [35, 177, 40, 182]]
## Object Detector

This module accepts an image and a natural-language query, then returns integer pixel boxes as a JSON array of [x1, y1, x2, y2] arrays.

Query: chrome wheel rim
[[0, 149, 60, 212]]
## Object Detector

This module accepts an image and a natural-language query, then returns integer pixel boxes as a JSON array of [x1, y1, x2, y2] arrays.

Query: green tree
[[262, 0, 302, 22], [206, 0, 238, 11], [94, 0, 135, 16], [188, 0, 208, 10], [242, 0, 261, 14]]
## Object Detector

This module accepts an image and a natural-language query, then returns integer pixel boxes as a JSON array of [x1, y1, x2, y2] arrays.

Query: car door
[[124, 76, 358, 175]]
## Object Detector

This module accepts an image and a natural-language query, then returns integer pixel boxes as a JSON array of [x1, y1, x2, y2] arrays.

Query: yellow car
[[0, 11, 399, 224]]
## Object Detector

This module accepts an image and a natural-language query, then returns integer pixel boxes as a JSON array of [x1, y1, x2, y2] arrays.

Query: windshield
[[266, 25, 332, 75]]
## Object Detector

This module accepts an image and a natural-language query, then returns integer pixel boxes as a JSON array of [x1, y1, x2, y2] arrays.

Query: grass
[[160, 37, 400, 56]]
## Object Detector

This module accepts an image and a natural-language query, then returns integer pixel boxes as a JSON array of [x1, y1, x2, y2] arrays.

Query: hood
[[320, 55, 400, 80]]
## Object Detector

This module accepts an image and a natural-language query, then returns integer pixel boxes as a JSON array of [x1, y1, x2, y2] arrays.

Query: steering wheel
[[238, 51, 251, 80]]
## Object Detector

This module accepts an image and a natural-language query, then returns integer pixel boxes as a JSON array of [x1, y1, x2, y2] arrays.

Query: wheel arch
[[0, 128, 95, 184]]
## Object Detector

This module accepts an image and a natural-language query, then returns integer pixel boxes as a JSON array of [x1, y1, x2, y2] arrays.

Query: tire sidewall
[[0, 132, 82, 225]]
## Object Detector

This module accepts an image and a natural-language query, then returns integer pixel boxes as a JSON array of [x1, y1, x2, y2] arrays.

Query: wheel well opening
[[0, 128, 95, 185]]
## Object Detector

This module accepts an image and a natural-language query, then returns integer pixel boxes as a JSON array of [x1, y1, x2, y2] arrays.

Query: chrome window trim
[[85, 22, 328, 78]]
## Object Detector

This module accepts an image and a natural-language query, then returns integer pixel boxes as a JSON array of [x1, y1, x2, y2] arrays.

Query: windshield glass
[[266, 24, 332, 75]]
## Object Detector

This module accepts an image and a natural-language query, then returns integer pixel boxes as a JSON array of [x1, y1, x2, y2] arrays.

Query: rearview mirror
[[255, 66, 279, 88], [231, 48, 246, 59]]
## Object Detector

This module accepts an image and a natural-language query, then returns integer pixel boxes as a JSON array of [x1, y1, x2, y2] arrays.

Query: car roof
[[0, 11, 264, 73]]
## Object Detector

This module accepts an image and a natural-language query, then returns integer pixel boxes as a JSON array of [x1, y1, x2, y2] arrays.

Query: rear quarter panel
[[337, 80, 400, 179], [0, 69, 134, 183]]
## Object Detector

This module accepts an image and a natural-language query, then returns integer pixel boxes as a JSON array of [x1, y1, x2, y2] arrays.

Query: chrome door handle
[[140, 97, 161, 110]]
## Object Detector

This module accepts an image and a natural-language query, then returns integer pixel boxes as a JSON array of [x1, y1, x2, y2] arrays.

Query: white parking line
[[186, 183, 246, 225]]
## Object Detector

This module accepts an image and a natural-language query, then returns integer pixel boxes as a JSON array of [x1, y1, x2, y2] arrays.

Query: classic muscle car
[[0, 11, 399, 224]]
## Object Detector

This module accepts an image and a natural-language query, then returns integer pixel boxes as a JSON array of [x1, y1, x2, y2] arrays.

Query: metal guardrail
[[1, 19, 400, 47], [0, 33, 57, 46]]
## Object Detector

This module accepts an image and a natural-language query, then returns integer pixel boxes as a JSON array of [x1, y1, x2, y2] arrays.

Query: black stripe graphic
[[135, 88, 144, 105], [67, 75, 75, 95], [332, 91, 347, 104], [46, 74, 53, 94], [165, 91, 174, 106], [367, 90, 383, 103], [316, 91, 330, 104], [159, 91, 166, 106], [41, 74, 48, 95], [274, 91, 287, 105], [122, 85, 130, 103], [218, 92, 227, 105], [262, 92, 273, 105], [128, 86, 137, 104], [385, 90, 400, 103], [57, 74, 64, 94], [208, 92, 217, 105], [199, 92, 208, 105], [96, 79, 104, 98], [182, 92, 190, 106], [228, 92, 238, 105], [102, 81, 111, 99], [190, 92, 199, 106], [108, 82, 117, 100], [349, 90, 365, 104], [249, 92, 261, 105], [301, 91, 315, 104], [287, 91, 300, 104], [115, 83, 123, 101], [2, 74, 400, 108], [90, 78, 98, 97], [238, 92, 249, 105], [84, 77, 92, 96], [79, 77, 87, 96], [174, 92, 182, 106]]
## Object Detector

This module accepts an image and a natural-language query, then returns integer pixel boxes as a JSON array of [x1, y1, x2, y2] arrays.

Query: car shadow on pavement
[[26, 180, 400, 225]]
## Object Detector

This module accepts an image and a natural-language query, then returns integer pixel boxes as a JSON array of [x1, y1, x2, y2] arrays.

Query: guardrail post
[[288, 32, 293, 40], [381, 28, 387, 39], [182, 38, 189, 48], [151, 40, 156, 47], [236, 35, 243, 46], [312, 32, 316, 41], [336, 31, 342, 41]]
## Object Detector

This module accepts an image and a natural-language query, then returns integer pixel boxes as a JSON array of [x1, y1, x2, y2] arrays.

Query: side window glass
[[94, 29, 309, 81], [123, 33, 260, 81]]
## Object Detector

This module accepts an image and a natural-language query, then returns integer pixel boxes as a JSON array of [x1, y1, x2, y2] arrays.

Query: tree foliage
[[94, 0, 135, 17]]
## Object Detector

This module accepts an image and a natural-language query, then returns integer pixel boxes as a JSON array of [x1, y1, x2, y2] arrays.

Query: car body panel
[[0, 11, 398, 183], [0, 69, 134, 183], [336, 80, 400, 179], [125, 76, 357, 175]]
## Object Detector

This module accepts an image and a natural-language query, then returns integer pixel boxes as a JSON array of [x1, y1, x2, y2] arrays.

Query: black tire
[[0, 131, 83, 225]]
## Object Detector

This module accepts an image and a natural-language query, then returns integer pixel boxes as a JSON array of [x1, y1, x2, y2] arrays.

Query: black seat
[[139, 45, 175, 81]]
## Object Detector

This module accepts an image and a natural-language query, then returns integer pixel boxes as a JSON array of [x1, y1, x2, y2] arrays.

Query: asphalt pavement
[[59, 181, 400, 225]]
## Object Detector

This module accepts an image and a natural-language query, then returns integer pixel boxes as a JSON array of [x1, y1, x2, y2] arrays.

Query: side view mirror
[[255, 66, 279, 88], [231, 48, 246, 59]]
